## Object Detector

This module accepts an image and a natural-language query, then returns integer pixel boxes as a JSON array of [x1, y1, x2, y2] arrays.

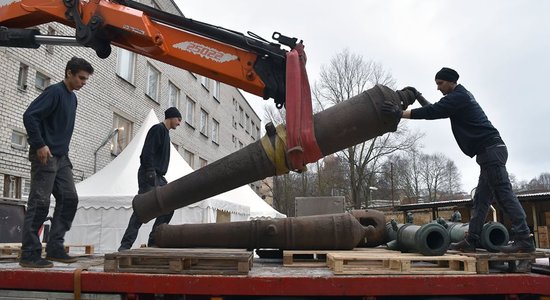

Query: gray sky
[[176, 0, 550, 192]]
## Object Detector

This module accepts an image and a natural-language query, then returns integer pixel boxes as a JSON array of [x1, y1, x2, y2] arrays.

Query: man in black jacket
[[118, 107, 181, 251], [389, 67, 534, 253], [21, 57, 94, 268]]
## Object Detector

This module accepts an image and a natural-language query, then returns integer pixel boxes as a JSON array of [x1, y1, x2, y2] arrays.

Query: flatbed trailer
[[1, 255, 550, 300]]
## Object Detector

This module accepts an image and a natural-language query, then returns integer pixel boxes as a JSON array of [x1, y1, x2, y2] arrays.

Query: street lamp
[[93, 127, 123, 173]]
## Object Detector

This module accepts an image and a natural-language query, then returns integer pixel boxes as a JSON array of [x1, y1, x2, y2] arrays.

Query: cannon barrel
[[437, 219, 509, 252], [154, 213, 366, 250], [133, 85, 415, 223], [386, 220, 450, 256]]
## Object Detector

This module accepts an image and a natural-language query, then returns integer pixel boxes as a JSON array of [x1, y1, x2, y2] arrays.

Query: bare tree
[[312, 48, 419, 209]]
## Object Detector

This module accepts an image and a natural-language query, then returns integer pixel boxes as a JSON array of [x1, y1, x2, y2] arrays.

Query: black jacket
[[23, 81, 77, 156], [140, 122, 171, 175], [410, 84, 501, 157]]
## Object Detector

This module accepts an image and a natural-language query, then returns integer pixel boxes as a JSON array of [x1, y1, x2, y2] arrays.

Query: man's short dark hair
[[65, 57, 94, 78]]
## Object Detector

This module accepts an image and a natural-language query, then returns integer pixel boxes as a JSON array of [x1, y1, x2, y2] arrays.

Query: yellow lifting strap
[[260, 124, 290, 175]]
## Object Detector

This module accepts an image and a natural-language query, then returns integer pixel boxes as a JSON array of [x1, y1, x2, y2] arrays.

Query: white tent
[[62, 109, 284, 253]]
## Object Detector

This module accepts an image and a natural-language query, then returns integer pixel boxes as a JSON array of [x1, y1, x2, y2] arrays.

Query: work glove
[[381, 101, 402, 120], [401, 86, 421, 98], [145, 168, 157, 187]]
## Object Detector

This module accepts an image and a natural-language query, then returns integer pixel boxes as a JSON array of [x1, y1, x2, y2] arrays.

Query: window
[[22, 178, 31, 198], [239, 141, 244, 149], [146, 63, 160, 101], [232, 135, 237, 148], [35, 71, 50, 90], [200, 75, 209, 90], [200, 109, 209, 136], [11, 130, 27, 149], [183, 149, 194, 168], [186, 97, 195, 126], [45, 26, 55, 54], [245, 114, 250, 133], [213, 81, 220, 100], [168, 82, 180, 108], [111, 113, 133, 156], [199, 157, 208, 168], [17, 63, 28, 90], [232, 116, 237, 129], [172, 142, 179, 151], [3, 175, 22, 199], [212, 119, 219, 144], [256, 126, 261, 140], [116, 48, 136, 83], [251, 121, 256, 140], [239, 106, 244, 127]]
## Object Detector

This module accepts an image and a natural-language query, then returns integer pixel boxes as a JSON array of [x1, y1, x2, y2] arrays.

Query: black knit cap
[[435, 67, 459, 83], [165, 107, 182, 119]]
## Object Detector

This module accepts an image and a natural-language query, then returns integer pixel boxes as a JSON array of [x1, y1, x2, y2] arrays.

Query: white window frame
[[35, 71, 50, 90], [3, 175, 22, 199], [17, 63, 28, 90], [212, 119, 219, 144], [200, 75, 210, 90], [11, 130, 27, 149], [213, 81, 220, 100], [45, 26, 55, 54], [186, 97, 195, 126], [146, 63, 160, 101], [183, 149, 194, 168], [111, 113, 133, 156], [116, 48, 136, 84], [199, 157, 208, 168], [168, 81, 180, 108], [200, 109, 209, 136]]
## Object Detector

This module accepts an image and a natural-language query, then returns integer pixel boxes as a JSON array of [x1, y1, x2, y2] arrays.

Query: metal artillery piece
[[133, 85, 415, 223], [386, 219, 450, 256], [436, 218, 509, 252], [154, 213, 366, 250]]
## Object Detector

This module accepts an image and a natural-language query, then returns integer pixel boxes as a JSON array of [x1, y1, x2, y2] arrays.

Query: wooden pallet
[[0, 243, 48, 259], [104, 248, 253, 275], [452, 250, 550, 274], [283, 250, 332, 267], [64, 244, 94, 254], [327, 249, 477, 275]]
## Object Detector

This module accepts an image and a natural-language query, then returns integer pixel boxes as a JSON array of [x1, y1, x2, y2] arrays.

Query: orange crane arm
[[0, 0, 298, 107]]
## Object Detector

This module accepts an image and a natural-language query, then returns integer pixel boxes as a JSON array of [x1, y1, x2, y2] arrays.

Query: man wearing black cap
[[394, 67, 534, 253], [118, 107, 182, 251]]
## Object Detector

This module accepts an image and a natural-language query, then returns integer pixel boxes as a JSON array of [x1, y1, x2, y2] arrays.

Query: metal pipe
[[154, 213, 366, 250], [133, 85, 415, 223]]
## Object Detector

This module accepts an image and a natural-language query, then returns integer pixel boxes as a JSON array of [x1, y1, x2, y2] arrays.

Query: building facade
[[0, 0, 263, 201]]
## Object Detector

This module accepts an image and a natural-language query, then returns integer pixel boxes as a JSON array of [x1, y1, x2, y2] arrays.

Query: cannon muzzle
[[386, 220, 450, 256], [437, 219, 509, 252]]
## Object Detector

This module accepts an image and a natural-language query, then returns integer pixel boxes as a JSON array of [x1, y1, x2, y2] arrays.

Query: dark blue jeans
[[21, 154, 78, 259], [469, 144, 529, 239], [119, 170, 173, 250]]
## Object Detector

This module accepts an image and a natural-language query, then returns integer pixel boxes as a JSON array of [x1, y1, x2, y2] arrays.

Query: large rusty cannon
[[154, 213, 366, 250], [386, 219, 450, 256], [133, 85, 414, 223], [436, 219, 509, 252]]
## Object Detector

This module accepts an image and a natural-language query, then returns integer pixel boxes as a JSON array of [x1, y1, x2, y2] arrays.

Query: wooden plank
[[452, 250, 550, 273]]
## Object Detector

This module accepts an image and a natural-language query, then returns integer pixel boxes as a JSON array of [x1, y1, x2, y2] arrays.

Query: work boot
[[449, 232, 479, 253], [19, 250, 53, 268], [497, 235, 535, 253], [19, 256, 53, 268], [46, 249, 78, 263]]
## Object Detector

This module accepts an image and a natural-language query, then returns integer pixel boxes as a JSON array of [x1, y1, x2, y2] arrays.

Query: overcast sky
[[176, 0, 550, 192]]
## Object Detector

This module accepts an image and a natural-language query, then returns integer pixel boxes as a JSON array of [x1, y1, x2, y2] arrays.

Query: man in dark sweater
[[21, 57, 94, 268], [118, 107, 182, 251], [393, 67, 534, 253]]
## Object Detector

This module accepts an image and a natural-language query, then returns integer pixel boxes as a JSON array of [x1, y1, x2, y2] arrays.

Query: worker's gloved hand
[[401, 86, 421, 98], [381, 101, 402, 120], [145, 168, 156, 187]]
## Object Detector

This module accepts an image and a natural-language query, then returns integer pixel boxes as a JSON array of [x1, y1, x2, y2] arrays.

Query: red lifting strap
[[285, 44, 323, 171]]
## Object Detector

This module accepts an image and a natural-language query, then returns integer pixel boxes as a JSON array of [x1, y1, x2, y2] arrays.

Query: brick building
[[0, 0, 263, 201]]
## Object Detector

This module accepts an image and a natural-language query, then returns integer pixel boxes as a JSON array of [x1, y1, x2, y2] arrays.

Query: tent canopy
[[76, 109, 285, 219]]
